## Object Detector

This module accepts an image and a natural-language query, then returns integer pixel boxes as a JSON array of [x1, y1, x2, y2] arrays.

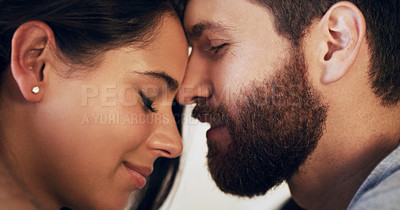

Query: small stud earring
[[32, 86, 39, 94]]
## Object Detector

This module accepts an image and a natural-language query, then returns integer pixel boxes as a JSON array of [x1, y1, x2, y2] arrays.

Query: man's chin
[[206, 141, 286, 197], [207, 161, 285, 197]]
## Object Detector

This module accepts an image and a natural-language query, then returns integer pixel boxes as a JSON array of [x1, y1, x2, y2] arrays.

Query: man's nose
[[177, 52, 212, 105], [146, 111, 183, 158]]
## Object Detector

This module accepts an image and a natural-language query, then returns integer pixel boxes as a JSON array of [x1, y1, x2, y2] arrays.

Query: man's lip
[[206, 125, 230, 143]]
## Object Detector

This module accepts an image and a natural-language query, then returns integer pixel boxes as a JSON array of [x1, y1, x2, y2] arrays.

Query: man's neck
[[288, 104, 400, 210], [289, 138, 398, 210]]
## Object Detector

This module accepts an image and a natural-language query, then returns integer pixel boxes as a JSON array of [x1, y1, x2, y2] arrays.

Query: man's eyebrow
[[131, 71, 179, 91], [186, 21, 232, 40]]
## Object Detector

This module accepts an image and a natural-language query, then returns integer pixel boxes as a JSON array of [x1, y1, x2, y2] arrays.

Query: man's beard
[[192, 48, 328, 197]]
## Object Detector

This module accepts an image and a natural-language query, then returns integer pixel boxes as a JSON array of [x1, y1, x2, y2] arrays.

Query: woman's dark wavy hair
[[0, 0, 185, 209], [0, 0, 183, 76]]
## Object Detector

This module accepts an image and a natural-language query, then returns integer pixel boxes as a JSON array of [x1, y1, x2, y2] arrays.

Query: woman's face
[[25, 15, 187, 209]]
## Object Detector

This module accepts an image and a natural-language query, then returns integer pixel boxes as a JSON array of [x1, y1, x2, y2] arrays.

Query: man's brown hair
[[249, 0, 400, 106]]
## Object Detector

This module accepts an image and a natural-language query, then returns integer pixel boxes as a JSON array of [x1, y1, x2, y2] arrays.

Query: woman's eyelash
[[139, 91, 157, 113], [208, 43, 229, 55]]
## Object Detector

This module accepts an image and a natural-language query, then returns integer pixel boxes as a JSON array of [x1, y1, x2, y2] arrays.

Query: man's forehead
[[185, 20, 234, 40], [183, 0, 273, 39], [183, 0, 238, 29]]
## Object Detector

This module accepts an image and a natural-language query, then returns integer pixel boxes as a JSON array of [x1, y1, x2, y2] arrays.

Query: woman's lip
[[123, 162, 153, 177], [123, 162, 152, 189]]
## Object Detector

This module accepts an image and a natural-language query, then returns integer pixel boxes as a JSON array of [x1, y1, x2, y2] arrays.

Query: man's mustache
[[192, 101, 231, 127]]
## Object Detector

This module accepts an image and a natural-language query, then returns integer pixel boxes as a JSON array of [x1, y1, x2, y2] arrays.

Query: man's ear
[[10, 21, 56, 102], [317, 1, 366, 84]]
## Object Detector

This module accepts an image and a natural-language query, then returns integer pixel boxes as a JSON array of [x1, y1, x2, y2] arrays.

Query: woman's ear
[[10, 21, 56, 102], [317, 1, 366, 84]]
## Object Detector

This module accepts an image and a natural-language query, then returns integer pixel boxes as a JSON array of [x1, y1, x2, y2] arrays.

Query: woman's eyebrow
[[131, 71, 179, 91]]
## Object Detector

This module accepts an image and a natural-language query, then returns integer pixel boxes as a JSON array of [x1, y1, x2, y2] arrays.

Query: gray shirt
[[347, 144, 400, 210]]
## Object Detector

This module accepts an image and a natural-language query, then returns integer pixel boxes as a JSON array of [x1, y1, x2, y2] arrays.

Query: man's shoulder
[[349, 159, 400, 210]]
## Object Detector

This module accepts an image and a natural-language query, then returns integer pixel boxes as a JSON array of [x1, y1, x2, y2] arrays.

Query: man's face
[[178, 0, 328, 197]]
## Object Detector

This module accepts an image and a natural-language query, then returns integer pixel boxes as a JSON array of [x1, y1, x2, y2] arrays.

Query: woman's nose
[[146, 112, 183, 158]]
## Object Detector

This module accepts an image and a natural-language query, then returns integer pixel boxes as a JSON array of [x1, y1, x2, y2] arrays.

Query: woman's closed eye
[[139, 91, 157, 113]]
